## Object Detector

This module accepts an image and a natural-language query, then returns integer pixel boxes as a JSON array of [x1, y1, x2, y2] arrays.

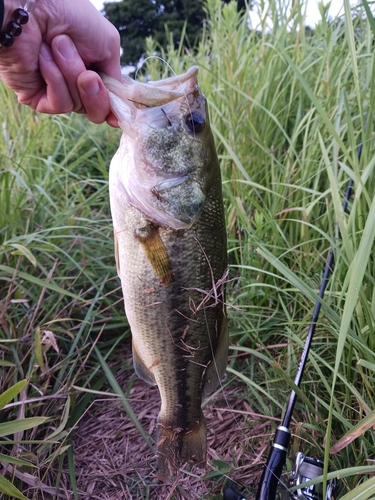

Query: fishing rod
[[223, 139, 362, 500]]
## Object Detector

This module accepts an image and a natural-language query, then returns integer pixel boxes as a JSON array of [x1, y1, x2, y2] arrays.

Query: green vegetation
[[2, 0, 375, 498], [102, 0, 246, 66]]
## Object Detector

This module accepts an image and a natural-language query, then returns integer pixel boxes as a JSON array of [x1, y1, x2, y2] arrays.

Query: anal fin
[[132, 341, 157, 386]]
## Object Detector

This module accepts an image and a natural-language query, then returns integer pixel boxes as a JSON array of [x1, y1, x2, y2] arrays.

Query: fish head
[[102, 67, 218, 230]]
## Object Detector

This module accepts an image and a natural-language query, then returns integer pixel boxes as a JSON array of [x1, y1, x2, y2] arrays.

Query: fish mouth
[[101, 66, 198, 111], [101, 66, 200, 139]]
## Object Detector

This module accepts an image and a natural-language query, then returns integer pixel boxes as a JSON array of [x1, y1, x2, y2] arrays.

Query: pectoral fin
[[136, 225, 173, 286], [203, 316, 228, 394]]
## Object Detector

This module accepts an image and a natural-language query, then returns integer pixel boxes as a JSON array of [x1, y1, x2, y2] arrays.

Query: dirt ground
[[69, 353, 275, 500]]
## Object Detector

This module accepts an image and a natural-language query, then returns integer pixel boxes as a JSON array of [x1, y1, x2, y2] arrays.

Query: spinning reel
[[224, 452, 337, 500]]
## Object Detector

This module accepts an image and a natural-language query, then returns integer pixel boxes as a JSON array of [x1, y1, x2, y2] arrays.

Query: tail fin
[[156, 415, 206, 475]]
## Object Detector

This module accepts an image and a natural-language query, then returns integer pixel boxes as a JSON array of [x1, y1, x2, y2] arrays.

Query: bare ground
[[0, 347, 277, 500], [68, 351, 275, 500]]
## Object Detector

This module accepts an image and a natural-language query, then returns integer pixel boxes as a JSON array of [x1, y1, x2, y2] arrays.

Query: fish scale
[[103, 66, 228, 475]]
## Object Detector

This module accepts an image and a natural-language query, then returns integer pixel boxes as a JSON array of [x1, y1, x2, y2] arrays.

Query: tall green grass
[[147, 0, 375, 496], [0, 83, 131, 497], [1, 0, 375, 497]]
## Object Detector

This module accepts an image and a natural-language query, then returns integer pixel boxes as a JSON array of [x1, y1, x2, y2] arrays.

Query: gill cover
[[102, 67, 207, 230]]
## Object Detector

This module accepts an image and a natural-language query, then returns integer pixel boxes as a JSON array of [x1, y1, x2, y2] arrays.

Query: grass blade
[[94, 347, 154, 451]]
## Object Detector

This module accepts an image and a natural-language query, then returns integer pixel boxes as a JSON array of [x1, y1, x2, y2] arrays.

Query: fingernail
[[81, 78, 100, 96], [56, 35, 75, 61], [40, 42, 53, 61]]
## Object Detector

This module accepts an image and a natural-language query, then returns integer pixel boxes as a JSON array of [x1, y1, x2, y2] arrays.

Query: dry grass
[[66, 343, 272, 500]]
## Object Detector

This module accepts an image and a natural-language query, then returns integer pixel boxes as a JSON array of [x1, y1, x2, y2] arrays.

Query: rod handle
[[255, 426, 290, 500]]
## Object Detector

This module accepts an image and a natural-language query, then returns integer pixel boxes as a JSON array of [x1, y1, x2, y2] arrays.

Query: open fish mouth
[[101, 66, 200, 137], [102, 66, 198, 107], [101, 67, 205, 139]]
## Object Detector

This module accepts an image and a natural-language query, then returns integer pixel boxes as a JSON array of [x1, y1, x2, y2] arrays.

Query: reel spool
[[288, 452, 336, 500]]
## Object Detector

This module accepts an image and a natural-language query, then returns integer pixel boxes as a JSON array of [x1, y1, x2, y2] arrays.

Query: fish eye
[[185, 113, 205, 133]]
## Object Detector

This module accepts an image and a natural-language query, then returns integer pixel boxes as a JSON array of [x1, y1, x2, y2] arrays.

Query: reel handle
[[223, 486, 246, 500]]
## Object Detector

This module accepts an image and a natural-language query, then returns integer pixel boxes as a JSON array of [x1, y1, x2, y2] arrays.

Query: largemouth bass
[[102, 66, 228, 474]]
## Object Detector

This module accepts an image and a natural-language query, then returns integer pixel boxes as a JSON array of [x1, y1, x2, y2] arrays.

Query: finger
[[51, 35, 87, 112], [33, 42, 76, 114], [73, 14, 122, 81], [92, 29, 122, 81], [106, 112, 119, 128], [78, 71, 112, 124]]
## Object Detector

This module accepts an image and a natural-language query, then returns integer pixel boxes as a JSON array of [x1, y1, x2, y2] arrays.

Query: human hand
[[0, 0, 121, 125]]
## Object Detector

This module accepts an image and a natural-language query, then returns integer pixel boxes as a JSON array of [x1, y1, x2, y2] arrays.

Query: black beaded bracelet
[[0, 0, 4, 33], [0, 0, 34, 50]]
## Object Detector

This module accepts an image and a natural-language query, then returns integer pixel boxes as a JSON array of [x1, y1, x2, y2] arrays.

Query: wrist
[[3, 0, 18, 20]]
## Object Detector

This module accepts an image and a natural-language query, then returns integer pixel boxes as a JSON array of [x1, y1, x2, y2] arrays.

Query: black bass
[[102, 66, 228, 474]]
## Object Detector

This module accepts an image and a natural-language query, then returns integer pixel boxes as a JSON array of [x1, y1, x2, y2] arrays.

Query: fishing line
[[135, 57, 201, 141], [203, 306, 295, 498], [202, 307, 252, 486], [135, 55, 178, 80], [195, 227, 296, 498], [203, 308, 244, 434], [193, 226, 295, 498]]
